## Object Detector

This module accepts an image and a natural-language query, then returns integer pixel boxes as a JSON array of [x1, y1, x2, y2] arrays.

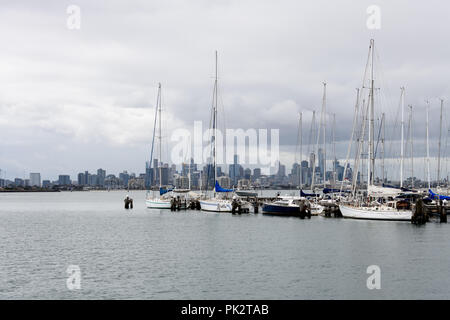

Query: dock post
[[412, 198, 427, 225], [440, 200, 447, 223]]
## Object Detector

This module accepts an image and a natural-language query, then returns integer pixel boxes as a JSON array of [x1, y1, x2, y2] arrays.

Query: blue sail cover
[[300, 189, 319, 197], [429, 189, 450, 201], [160, 187, 173, 196], [215, 181, 233, 192]]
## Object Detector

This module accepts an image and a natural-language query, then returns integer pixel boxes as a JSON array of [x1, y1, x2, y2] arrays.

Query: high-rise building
[[244, 168, 251, 180], [14, 178, 24, 187], [309, 153, 315, 171], [42, 180, 51, 188], [29, 173, 41, 187], [97, 169, 106, 186], [252, 168, 261, 181], [89, 174, 98, 186], [77, 172, 85, 186], [318, 148, 325, 179], [84, 171, 90, 185], [58, 175, 71, 185], [145, 161, 154, 188], [277, 164, 286, 177], [119, 171, 130, 187], [160, 166, 169, 186]]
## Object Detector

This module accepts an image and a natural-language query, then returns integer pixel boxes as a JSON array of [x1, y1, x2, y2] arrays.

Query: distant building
[[237, 178, 251, 189], [218, 176, 231, 189], [252, 168, 261, 181], [244, 168, 251, 180], [119, 171, 130, 187], [97, 169, 106, 186], [175, 175, 189, 189], [160, 166, 169, 186], [42, 180, 52, 188], [84, 171, 90, 185], [89, 174, 98, 186], [77, 173, 85, 186], [128, 177, 145, 189], [29, 173, 41, 187], [145, 161, 154, 188], [14, 178, 24, 187], [58, 175, 71, 186]]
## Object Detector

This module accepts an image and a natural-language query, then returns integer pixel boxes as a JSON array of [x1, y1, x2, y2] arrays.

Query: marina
[[2, 190, 450, 299], [1, 0, 450, 304]]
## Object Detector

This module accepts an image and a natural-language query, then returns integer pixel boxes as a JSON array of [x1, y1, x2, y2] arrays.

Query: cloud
[[0, 0, 449, 180]]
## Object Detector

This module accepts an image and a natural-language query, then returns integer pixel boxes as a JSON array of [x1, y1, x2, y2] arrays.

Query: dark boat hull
[[262, 204, 300, 217]]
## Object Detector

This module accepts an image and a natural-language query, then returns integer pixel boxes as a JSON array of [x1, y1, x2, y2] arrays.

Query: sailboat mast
[[438, 99, 444, 186], [340, 88, 360, 195], [310, 111, 316, 188], [312, 83, 326, 190], [369, 39, 375, 187], [213, 51, 218, 188], [400, 87, 405, 188], [158, 83, 162, 189], [299, 112, 303, 189], [188, 158, 192, 190], [409, 105, 414, 188], [323, 83, 327, 186], [381, 112, 385, 183], [332, 113, 336, 187], [426, 101, 431, 189]]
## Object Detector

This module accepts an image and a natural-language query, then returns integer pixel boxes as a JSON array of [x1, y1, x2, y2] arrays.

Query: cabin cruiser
[[262, 196, 308, 217]]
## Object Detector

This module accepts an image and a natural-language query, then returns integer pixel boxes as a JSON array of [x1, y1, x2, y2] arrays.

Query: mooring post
[[440, 200, 447, 223]]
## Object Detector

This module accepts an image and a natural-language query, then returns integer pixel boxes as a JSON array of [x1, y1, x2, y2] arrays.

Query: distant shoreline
[[0, 189, 61, 193]]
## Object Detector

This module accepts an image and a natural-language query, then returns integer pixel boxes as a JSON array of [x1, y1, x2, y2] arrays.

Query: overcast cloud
[[0, 0, 449, 180]]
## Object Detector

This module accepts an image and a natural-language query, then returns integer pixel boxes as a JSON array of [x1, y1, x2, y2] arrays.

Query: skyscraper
[[77, 172, 85, 186], [58, 175, 71, 185], [29, 173, 41, 187], [97, 169, 106, 186]]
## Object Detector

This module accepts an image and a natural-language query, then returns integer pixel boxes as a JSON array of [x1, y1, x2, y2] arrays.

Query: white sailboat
[[199, 51, 233, 213], [339, 40, 412, 221], [146, 83, 172, 209]]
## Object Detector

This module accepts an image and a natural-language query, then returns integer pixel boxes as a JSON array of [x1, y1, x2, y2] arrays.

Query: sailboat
[[146, 83, 172, 209], [339, 39, 412, 221], [199, 51, 234, 213]]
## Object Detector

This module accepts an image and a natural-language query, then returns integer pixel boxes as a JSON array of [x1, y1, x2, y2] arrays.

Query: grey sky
[[0, 0, 449, 181]]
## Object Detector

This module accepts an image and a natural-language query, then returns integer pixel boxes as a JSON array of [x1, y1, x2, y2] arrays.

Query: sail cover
[[160, 187, 173, 195], [429, 189, 450, 201], [367, 185, 402, 197], [215, 181, 233, 192]]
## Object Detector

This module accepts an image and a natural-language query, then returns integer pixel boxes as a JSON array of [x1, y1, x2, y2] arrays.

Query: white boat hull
[[310, 204, 324, 216], [339, 205, 411, 221], [200, 199, 232, 212], [146, 199, 172, 209]]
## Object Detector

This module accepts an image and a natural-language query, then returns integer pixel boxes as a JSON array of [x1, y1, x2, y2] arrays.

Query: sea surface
[[1, 190, 450, 300]]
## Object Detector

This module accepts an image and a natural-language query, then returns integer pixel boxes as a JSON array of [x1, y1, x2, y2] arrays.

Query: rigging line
[[352, 96, 370, 195], [294, 112, 300, 164], [340, 88, 360, 195], [148, 84, 160, 191], [374, 114, 383, 158]]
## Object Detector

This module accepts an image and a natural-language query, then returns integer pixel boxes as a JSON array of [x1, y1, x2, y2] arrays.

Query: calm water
[[1, 190, 450, 300]]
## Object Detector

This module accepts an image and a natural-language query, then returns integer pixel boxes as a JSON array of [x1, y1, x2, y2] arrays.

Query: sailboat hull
[[200, 199, 232, 212], [339, 205, 411, 221], [146, 199, 172, 209]]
